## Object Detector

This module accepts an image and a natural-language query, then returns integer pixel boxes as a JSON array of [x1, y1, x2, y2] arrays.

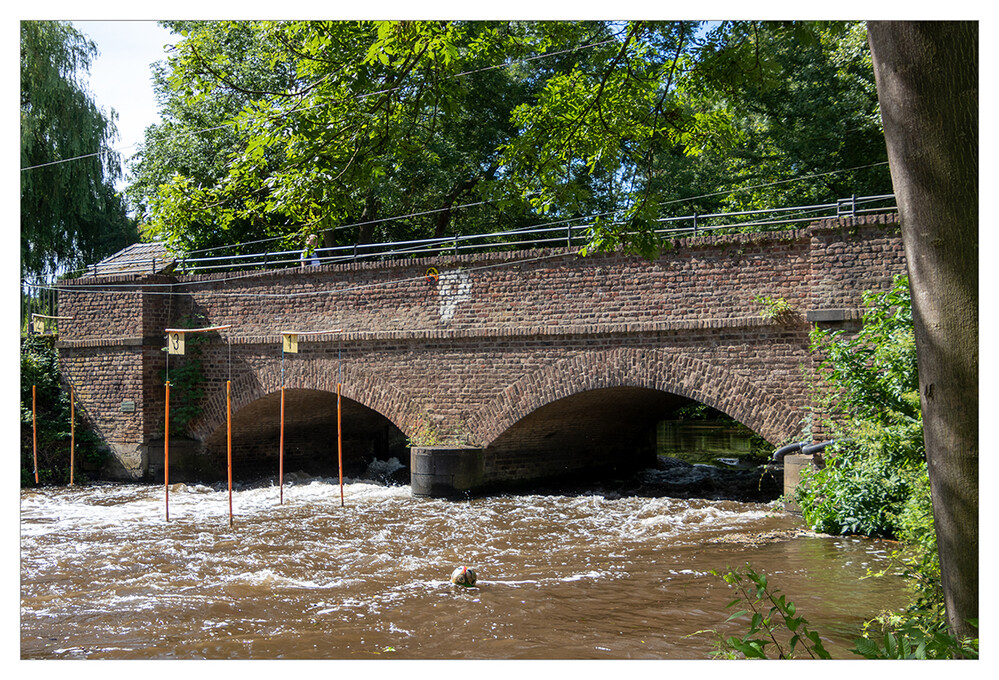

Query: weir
[[54, 214, 906, 497]]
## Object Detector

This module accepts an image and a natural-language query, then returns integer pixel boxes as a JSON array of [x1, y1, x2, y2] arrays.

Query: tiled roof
[[83, 241, 176, 277]]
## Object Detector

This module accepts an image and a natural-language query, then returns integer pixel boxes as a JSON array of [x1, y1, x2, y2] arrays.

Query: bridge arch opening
[[202, 388, 409, 483], [482, 385, 777, 499]]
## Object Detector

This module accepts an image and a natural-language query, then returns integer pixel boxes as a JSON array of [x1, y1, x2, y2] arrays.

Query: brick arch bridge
[[56, 214, 906, 496]]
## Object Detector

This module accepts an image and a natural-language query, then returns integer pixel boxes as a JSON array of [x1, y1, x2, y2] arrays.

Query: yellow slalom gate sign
[[31, 313, 72, 336], [167, 330, 185, 355]]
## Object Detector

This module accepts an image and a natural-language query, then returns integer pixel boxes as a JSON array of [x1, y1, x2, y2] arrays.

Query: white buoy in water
[[450, 566, 477, 587]]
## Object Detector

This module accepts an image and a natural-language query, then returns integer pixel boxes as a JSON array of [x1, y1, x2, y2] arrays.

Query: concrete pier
[[782, 453, 818, 513], [410, 446, 484, 498]]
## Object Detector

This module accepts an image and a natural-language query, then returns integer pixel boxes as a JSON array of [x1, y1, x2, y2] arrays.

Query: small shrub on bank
[[20, 334, 106, 485]]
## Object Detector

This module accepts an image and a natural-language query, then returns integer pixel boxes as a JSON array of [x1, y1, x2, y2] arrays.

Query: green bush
[[854, 602, 977, 659], [786, 273, 978, 659], [798, 274, 924, 539], [20, 334, 106, 485], [796, 443, 917, 537]]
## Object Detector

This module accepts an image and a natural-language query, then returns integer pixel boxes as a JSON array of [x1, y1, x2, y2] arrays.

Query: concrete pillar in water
[[782, 453, 817, 514], [410, 446, 484, 498]]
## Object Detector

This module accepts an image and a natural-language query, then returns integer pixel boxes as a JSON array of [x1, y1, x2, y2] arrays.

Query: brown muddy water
[[20, 460, 910, 660]]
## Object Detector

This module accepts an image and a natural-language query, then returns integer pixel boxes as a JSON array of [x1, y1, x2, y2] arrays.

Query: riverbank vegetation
[[20, 335, 106, 486], [712, 276, 977, 659], [800, 274, 977, 657]]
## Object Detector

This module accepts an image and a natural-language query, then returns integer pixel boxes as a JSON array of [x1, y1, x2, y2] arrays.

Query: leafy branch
[[699, 563, 978, 659], [703, 565, 831, 659]]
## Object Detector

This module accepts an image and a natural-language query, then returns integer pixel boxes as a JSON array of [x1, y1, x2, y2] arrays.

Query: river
[[20, 460, 909, 660]]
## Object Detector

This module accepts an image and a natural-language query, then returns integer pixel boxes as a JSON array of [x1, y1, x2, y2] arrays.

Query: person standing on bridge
[[301, 234, 320, 267]]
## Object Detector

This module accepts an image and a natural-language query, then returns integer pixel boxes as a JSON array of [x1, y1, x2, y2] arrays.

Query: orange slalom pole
[[165, 381, 170, 521], [227, 380, 233, 527], [32, 385, 38, 484], [337, 382, 344, 507], [69, 384, 75, 486], [279, 385, 285, 504]]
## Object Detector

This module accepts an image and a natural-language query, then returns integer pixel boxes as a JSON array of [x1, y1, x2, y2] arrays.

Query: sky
[[71, 21, 177, 184]]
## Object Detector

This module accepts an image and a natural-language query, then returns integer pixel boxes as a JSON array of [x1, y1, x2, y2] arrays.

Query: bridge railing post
[[837, 195, 857, 218]]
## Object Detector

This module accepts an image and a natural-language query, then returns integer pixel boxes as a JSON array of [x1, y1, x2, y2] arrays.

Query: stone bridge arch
[[189, 356, 414, 445], [471, 346, 803, 448]]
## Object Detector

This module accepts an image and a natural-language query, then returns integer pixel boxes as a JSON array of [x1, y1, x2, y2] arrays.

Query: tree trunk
[[355, 193, 380, 246], [434, 176, 480, 238], [867, 21, 978, 642]]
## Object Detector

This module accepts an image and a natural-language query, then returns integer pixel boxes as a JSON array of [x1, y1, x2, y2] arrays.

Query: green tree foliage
[[20, 335, 106, 486], [20, 20, 137, 278], [128, 20, 890, 260], [798, 275, 924, 538], [129, 20, 548, 257], [683, 22, 889, 212]]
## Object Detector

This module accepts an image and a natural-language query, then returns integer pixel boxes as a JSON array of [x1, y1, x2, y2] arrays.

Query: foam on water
[[20, 467, 908, 660]]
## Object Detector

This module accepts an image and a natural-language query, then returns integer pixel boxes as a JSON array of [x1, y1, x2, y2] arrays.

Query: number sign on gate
[[168, 331, 185, 355]]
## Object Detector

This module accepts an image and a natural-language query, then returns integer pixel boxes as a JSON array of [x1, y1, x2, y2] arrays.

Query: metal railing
[[88, 194, 898, 276], [21, 275, 61, 336]]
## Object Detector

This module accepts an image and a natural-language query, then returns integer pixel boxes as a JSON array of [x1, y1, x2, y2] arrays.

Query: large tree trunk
[[867, 21, 978, 642]]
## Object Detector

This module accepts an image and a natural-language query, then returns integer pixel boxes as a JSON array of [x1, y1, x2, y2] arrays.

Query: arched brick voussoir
[[188, 359, 415, 442], [470, 347, 803, 448]]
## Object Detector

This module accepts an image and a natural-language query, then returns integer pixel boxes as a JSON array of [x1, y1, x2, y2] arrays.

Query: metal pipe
[[771, 439, 837, 462], [771, 441, 807, 462], [802, 440, 836, 456]]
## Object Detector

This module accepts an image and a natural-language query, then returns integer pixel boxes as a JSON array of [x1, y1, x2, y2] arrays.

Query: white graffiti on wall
[[438, 270, 472, 323]]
